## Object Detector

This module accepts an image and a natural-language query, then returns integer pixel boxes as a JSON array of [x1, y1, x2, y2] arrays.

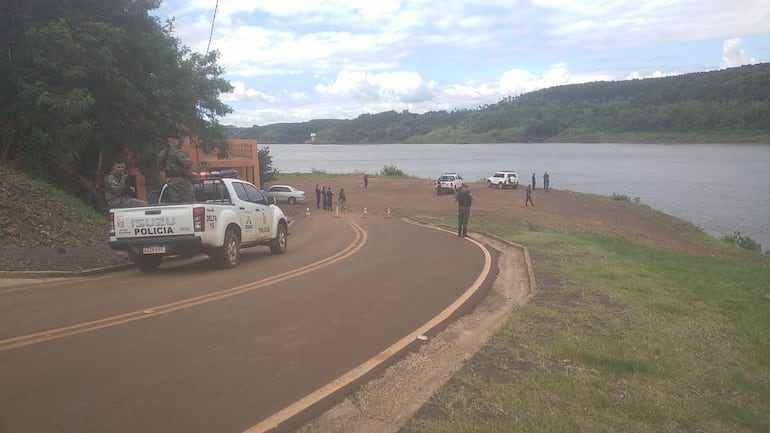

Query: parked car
[[486, 171, 519, 189], [265, 185, 306, 204]]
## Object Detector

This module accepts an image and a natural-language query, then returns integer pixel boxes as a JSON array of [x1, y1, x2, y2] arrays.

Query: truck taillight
[[193, 207, 205, 232], [108, 212, 115, 236]]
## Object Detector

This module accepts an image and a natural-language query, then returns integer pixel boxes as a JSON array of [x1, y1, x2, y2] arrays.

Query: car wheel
[[487, 180, 492, 187], [215, 228, 240, 268], [269, 222, 288, 254], [288, 196, 296, 205], [132, 254, 162, 272], [498, 181, 504, 189]]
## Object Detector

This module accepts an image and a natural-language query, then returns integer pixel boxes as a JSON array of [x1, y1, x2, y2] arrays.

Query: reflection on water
[[264, 142, 770, 250]]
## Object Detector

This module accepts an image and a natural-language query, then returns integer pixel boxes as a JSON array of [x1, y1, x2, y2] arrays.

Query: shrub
[[720, 231, 762, 252], [610, 192, 630, 201], [379, 165, 406, 176]]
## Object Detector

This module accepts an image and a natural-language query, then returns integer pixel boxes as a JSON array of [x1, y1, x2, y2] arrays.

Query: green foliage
[[379, 165, 406, 176], [720, 231, 763, 253], [404, 227, 770, 433], [610, 192, 631, 201], [1, 0, 232, 207], [229, 64, 770, 144], [258, 146, 280, 186]]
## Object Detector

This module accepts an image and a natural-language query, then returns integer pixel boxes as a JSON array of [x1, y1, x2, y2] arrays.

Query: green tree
[[1, 0, 233, 206], [258, 146, 280, 186]]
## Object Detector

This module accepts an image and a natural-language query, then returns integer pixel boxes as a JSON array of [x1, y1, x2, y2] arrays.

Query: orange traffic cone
[[305, 207, 310, 218], [335, 207, 340, 218], [362, 207, 368, 218], [386, 208, 392, 218]]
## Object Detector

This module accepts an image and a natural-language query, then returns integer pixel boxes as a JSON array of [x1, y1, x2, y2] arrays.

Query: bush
[[720, 231, 762, 252], [379, 165, 406, 176], [610, 192, 630, 201]]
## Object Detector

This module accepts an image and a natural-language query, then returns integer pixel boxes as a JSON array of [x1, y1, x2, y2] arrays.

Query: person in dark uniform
[[531, 172, 536, 190], [321, 186, 327, 210], [325, 187, 334, 211], [363, 173, 369, 190], [315, 184, 321, 209], [525, 184, 534, 207], [455, 183, 473, 237], [543, 172, 550, 192]]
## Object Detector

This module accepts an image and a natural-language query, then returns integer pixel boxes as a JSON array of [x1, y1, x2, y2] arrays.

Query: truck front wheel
[[269, 222, 288, 254], [132, 254, 162, 272], [215, 228, 240, 268]]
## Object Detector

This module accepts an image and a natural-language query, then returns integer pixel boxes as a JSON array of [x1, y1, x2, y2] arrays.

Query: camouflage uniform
[[104, 169, 146, 209], [159, 145, 195, 203]]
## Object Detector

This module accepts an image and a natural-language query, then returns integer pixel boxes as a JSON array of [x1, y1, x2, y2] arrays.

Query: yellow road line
[[244, 224, 492, 433], [0, 218, 367, 352]]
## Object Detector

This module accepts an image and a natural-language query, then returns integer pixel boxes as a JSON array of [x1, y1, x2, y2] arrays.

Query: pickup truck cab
[[108, 176, 289, 272], [435, 173, 464, 195]]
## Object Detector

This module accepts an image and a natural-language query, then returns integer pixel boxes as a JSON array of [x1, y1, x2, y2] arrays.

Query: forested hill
[[230, 63, 770, 144]]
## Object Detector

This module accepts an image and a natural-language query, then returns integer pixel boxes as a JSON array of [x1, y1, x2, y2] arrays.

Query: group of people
[[104, 135, 195, 209], [525, 171, 551, 207], [456, 170, 553, 237], [315, 184, 346, 212]]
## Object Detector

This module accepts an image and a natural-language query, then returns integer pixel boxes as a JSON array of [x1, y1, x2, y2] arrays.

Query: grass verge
[[402, 221, 770, 433]]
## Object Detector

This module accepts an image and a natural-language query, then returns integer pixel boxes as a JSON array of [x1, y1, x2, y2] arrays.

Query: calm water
[[264, 142, 770, 250]]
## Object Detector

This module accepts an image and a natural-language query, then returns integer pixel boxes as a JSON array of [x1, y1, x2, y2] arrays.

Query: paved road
[[0, 212, 494, 433]]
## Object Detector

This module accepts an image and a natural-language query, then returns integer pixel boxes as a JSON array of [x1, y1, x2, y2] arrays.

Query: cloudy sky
[[153, 0, 770, 127]]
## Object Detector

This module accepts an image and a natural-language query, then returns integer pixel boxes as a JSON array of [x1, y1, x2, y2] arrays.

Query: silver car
[[265, 184, 306, 204]]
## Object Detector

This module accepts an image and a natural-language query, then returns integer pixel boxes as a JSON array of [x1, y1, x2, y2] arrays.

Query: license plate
[[142, 246, 166, 254]]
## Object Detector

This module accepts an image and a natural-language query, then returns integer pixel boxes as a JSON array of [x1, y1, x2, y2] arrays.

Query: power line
[[206, 0, 219, 55]]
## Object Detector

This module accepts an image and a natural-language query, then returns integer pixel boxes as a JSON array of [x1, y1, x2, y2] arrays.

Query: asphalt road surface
[[0, 211, 495, 433]]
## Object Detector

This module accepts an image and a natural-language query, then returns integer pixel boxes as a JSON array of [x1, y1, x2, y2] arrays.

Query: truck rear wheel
[[215, 228, 240, 268], [269, 222, 288, 254], [132, 254, 162, 272]]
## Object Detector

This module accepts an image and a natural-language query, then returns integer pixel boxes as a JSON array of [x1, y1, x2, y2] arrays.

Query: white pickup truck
[[108, 176, 289, 272], [435, 173, 464, 195]]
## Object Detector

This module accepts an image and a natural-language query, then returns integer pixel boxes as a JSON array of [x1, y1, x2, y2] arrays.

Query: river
[[263, 142, 770, 251]]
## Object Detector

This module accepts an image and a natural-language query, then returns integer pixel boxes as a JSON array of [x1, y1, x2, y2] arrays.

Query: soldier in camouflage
[[158, 136, 195, 203], [104, 160, 147, 209]]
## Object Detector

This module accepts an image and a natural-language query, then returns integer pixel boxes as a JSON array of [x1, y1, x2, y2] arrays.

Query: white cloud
[[720, 38, 758, 69], [316, 70, 436, 103]]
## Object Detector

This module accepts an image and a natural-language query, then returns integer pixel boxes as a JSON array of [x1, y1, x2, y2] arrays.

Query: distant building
[[128, 138, 261, 201]]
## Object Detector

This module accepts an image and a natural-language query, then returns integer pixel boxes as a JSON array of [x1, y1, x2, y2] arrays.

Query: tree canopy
[[1, 0, 233, 205]]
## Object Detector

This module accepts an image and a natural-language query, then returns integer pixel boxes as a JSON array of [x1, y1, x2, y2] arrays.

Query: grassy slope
[[402, 222, 770, 433]]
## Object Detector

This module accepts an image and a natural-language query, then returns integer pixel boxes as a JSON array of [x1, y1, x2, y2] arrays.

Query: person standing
[[315, 184, 321, 209], [543, 172, 550, 192], [363, 173, 369, 190], [525, 184, 534, 207], [531, 172, 536, 191], [455, 183, 473, 237], [104, 160, 147, 208], [325, 187, 334, 211], [338, 188, 346, 211], [158, 135, 194, 203], [321, 186, 327, 210]]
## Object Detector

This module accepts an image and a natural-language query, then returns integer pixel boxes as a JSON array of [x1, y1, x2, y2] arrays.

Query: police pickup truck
[[108, 174, 289, 272], [435, 172, 464, 195]]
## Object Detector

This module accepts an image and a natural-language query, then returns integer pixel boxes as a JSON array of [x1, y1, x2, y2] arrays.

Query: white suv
[[486, 171, 519, 189]]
